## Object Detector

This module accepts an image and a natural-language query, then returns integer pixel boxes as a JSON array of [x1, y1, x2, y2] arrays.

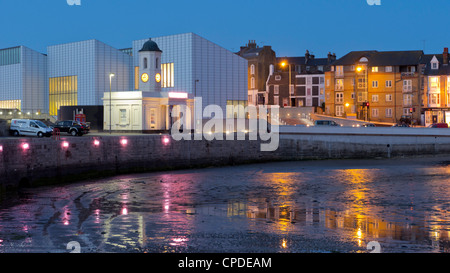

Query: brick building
[[324, 50, 424, 124], [266, 51, 336, 108], [236, 40, 276, 106]]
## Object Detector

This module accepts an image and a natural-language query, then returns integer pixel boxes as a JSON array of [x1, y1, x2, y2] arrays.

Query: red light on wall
[[163, 137, 170, 145], [62, 141, 69, 148], [22, 143, 29, 150], [120, 139, 128, 146], [0, 145, 3, 152], [94, 140, 100, 146]]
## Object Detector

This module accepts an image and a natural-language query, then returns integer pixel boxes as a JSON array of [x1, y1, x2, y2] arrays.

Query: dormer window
[[431, 55, 439, 70], [275, 75, 281, 81]]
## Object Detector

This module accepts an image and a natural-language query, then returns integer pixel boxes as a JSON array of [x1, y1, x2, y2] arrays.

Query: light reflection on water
[[1, 158, 450, 252]]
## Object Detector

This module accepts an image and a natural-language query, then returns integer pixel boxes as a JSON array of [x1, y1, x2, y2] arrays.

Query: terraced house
[[324, 50, 424, 124]]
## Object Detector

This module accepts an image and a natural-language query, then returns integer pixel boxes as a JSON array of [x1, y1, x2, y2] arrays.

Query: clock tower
[[139, 38, 162, 92]]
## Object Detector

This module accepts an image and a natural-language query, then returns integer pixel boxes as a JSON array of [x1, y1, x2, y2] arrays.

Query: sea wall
[[1, 126, 450, 192]]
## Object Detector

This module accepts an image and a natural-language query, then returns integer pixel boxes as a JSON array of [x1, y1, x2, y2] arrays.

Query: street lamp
[[109, 73, 115, 134], [280, 60, 292, 107], [194, 79, 199, 97]]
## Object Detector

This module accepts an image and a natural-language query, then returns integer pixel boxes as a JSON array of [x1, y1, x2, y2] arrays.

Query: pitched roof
[[332, 50, 424, 66], [276, 56, 330, 67], [422, 54, 450, 75], [237, 47, 264, 58]]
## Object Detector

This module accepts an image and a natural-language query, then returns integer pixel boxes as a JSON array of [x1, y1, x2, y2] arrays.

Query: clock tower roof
[[139, 38, 162, 52]]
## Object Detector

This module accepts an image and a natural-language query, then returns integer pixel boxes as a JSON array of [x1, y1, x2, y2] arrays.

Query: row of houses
[[236, 41, 450, 127]]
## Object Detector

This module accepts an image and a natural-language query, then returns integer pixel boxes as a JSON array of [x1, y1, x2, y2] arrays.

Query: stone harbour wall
[[1, 129, 450, 192]]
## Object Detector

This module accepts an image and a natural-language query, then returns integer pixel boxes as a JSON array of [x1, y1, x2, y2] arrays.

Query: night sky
[[1, 0, 449, 58]]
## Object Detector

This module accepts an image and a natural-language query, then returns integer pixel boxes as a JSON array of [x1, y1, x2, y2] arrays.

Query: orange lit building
[[325, 50, 424, 124]]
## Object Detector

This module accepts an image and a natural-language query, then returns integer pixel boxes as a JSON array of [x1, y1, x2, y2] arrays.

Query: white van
[[10, 119, 53, 137]]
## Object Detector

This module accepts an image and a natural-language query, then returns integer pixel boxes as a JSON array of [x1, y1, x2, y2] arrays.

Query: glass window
[[336, 105, 344, 116], [161, 63, 174, 88], [386, 108, 392, 117], [120, 109, 128, 124], [335, 92, 344, 103], [274, 85, 279, 95], [49, 76, 78, 116], [385, 66, 393, 72], [386, 80, 392, 87], [144, 58, 148, 69], [372, 67, 378, 72]]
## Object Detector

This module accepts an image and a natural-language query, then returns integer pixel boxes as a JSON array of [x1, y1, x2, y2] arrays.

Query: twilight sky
[[0, 0, 449, 59]]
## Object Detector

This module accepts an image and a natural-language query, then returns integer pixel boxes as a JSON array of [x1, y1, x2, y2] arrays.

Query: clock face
[[141, 73, 149, 83], [155, 73, 161, 83]]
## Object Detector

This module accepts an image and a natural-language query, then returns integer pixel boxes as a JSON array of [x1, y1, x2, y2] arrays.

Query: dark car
[[392, 124, 410, 127], [361, 123, 376, 127], [53, 120, 87, 136], [428, 123, 449, 128], [314, 120, 340, 126]]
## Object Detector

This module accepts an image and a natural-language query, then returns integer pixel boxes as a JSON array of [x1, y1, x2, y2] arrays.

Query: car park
[[10, 119, 53, 137]]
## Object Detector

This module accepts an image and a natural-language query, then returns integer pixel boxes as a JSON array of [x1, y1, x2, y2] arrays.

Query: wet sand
[[1, 155, 450, 253]]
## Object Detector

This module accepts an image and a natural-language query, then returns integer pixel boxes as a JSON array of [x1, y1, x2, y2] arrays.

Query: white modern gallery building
[[0, 33, 248, 131]]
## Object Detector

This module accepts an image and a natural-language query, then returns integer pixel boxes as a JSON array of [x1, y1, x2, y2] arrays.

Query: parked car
[[428, 123, 449, 128], [314, 120, 340, 126], [392, 124, 410, 127], [361, 123, 376, 127], [10, 119, 53, 137], [53, 120, 87, 136]]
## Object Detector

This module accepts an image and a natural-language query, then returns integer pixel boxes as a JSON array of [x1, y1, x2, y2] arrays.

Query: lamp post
[[109, 73, 115, 134], [281, 61, 292, 107], [194, 79, 199, 97]]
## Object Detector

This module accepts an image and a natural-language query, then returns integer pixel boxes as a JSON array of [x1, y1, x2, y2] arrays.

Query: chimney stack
[[305, 50, 310, 64], [444, 47, 449, 65]]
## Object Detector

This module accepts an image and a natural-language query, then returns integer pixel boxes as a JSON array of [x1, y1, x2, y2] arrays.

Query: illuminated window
[[335, 105, 344, 116], [226, 100, 248, 118], [335, 79, 344, 90], [134, 67, 139, 90], [161, 63, 174, 88], [49, 76, 78, 116], [0, 100, 21, 110], [429, 76, 440, 90], [385, 66, 393, 72], [372, 67, 378, 72]]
